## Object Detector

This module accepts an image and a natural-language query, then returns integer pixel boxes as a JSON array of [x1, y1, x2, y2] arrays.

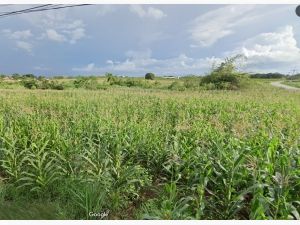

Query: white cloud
[[21, 10, 86, 44], [129, 5, 166, 20], [67, 28, 86, 44], [233, 25, 300, 73], [62, 20, 84, 30], [189, 5, 260, 47], [16, 41, 33, 53], [2, 29, 33, 40], [46, 29, 66, 42], [2, 29, 34, 54], [72, 49, 221, 75], [147, 7, 166, 20]]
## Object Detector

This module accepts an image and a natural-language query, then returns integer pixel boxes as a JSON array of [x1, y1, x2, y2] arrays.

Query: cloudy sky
[[0, 4, 299, 76]]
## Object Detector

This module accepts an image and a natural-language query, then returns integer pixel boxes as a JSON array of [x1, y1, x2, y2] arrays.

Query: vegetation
[[0, 79, 299, 219], [250, 73, 286, 79], [22, 78, 64, 90], [282, 80, 300, 89], [145, 73, 155, 80], [287, 74, 300, 80], [200, 55, 247, 90]]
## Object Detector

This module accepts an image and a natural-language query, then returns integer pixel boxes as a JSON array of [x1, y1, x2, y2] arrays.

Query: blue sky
[[0, 4, 299, 76]]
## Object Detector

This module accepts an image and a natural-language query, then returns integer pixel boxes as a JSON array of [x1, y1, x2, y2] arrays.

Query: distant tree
[[287, 73, 300, 80], [250, 73, 285, 79], [37, 76, 46, 80], [12, 73, 21, 80], [145, 73, 155, 80], [105, 73, 114, 82], [23, 74, 36, 79]]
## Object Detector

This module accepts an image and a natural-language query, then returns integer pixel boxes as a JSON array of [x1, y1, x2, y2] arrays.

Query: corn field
[[0, 84, 299, 219]]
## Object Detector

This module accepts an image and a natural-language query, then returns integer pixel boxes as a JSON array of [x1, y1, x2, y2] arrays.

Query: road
[[270, 81, 300, 91]]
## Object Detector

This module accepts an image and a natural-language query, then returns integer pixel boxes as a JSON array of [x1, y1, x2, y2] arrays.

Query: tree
[[12, 73, 21, 80], [145, 73, 155, 80], [105, 73, 114, 82], [201, 55, 246, 90], [23, 74, 36, 79]]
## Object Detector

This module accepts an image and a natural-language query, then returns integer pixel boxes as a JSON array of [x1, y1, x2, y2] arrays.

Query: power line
[[0, 4, 54, 17], [0, 4, 92, 18]]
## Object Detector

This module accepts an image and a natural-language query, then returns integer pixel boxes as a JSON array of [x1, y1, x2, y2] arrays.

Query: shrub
[[183, 79, 199, 89], [22, 78, 64, 90], [38, 79, 51, 89], [145, 73, 155, 80], [22, 79, 38, 89], [200, 55, 246, 90], [168, 81, 185, 91], [74, 77, 97, 89], [50, 81, 64, 90], [106, 76, 153, 89]]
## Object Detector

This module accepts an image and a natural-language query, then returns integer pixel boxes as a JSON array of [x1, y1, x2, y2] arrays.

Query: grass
[[0, 80, 299, 219], [282, 80, 300, 89]]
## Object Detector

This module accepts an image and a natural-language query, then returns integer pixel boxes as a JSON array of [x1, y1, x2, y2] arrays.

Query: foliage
[[106, 75, 154, 89], [22, 79, 38, 89], [0, 78, 300, 219], [145, 73, 155, 80], [201, 55, 246, 90], [287, 74, 300, 80], [22, 78, 64, 90], [250, 73, 286, 79], [22, 74, 36, 79], [73, 77, 100, 90], [11, 73, 22, 80], [168, 81, 186, 91]]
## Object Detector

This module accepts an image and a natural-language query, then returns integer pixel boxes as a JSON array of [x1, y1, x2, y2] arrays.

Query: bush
[[22, 79, 38, 89], [106, 75, 154, 89], [74, 77, 97, 89], [38, 79, 51, 89], [22, 78, 64, 90], [50, 81, 64, 90], [145, 73, 155, 80], [200, 55, 245, 90], [168, 81, 185, 91], [183, 79, 199, 89]]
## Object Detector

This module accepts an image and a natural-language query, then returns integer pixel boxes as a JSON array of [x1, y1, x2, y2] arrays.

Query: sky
[[0, 4, 300, 76]]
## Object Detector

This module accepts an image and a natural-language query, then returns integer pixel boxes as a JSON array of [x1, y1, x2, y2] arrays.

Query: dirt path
[[270, 81, 300, 91]]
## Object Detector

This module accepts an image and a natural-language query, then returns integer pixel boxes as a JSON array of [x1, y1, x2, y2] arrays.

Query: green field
[[0, 79, 300, 219]]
